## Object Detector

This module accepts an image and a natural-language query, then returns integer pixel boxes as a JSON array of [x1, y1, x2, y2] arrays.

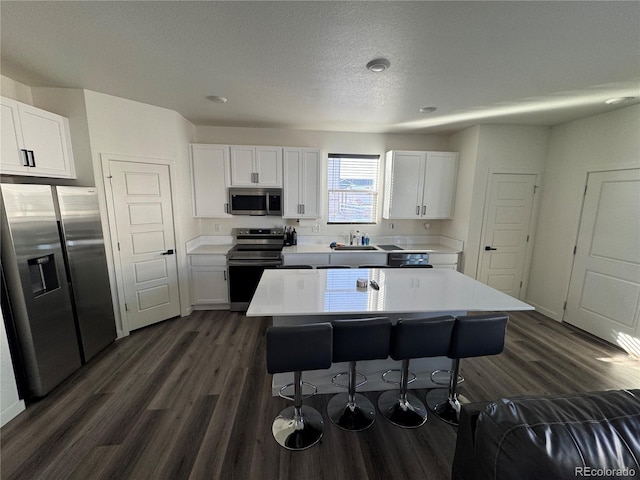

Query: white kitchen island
[[246, 268, 533, 395]]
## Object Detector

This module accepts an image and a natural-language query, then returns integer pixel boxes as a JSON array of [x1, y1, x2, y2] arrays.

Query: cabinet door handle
[[416, 206, 420, 216], [422, 205, 426, 216], [161, 249, 175, 255], [485, 246, 497, 251], [255, 172, 259, 183], [21, 149, 29, 166], [29, 151, 36, 167], [302, 204, 305, 214], [223, 271, 227, 281], [225, 203, 229, 214]]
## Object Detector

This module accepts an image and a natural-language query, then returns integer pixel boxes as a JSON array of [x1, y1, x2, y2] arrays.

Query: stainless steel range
[[227, 228, 284, 311]]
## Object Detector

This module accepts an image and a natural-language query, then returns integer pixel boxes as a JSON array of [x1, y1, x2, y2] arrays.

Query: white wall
[[194, 126, 451, 240], [527, 105, 640, 320], [1, 306, 25, 427], [83, 90, 197, 333], [0, 75, 32, 104], [443, 125, 480, 269], [443, 125, 550, 277]]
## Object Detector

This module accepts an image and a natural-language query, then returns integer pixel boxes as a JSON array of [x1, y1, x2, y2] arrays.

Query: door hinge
[[125, 303, 129, 311], [573, 245, 577, 255], [563, 301, 567, 310]]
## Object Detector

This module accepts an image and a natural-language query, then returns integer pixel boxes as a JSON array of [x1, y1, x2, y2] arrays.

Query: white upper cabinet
[[383, 150, 458, 219], [283, 148, 321, 218], [229, 145, 282, 187], [1, 97, 76, 179], [190, 144, 232, 218]]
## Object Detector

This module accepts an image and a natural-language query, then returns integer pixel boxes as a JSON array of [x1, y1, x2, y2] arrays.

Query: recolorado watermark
[[575, 466, 636, 477]]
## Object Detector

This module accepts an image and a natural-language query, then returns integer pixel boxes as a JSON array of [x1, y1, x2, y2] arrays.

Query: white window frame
[[327, 153, 380, 224]]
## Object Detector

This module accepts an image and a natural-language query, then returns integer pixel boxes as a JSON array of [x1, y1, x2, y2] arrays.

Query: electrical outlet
[[312, 224, 320, 233]]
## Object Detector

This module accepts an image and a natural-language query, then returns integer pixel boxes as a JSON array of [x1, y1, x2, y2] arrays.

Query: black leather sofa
[[452, 389, 640, 480]]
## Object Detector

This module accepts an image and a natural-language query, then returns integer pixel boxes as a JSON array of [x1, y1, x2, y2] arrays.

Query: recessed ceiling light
[[366, 58, 390, 73], [419, 106, 438, 114], [604, 97, 635, 105], [206, 95, 228, 104]]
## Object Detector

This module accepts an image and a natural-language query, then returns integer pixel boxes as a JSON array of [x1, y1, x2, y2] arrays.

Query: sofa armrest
[[451, 402, 488, 480]]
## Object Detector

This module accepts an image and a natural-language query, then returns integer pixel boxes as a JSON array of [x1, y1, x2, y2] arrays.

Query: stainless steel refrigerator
[[1, 184, 116, 398]]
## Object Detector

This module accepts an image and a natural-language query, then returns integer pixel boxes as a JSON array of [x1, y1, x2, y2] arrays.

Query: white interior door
[[106, 160, 180, 331], [565, 169, 640, 355], [478, 173, 537, 298]]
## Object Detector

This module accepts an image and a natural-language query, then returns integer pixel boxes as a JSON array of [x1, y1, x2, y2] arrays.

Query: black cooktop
[[376, 245, 403, 251]]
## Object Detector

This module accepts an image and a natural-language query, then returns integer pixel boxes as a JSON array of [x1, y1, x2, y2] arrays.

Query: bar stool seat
[[266, 323, 333, 450], [278, 265, 313, 269], [426, 313, 508, 426], [316, 265, 351, 269], [378, 316, 455, 428], [327, 317, 391, 431]]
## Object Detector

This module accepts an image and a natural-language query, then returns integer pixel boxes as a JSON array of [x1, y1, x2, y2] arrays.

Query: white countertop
[[246, 268, 533, 317], [282, 243, 460, 254], [186, 244, 233, 255]]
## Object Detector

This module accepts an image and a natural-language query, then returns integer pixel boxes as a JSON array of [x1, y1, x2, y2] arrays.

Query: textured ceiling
[[1, 1, 639, 134]]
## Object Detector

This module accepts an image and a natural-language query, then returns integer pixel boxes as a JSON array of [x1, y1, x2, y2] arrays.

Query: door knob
[[162, 249, 175, 255], [485, 246, 497, 251]]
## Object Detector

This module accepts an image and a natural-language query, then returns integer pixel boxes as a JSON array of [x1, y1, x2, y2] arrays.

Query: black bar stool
[[426, 313, 509, 426], [266, 323, 333, 450], [378, 316, 455, 428], [278, 265, 313, 269], [316, 265, 351, 269], [327, 317, 391, 431]]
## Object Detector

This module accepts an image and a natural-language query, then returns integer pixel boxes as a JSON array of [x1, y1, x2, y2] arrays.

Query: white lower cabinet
[[428, 253, 460, 270], [282, 253, 330, 267], [189, 255, 229, 307], [329, 252, 387, 267]]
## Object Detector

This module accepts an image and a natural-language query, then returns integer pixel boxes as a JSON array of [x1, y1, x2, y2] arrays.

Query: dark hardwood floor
[[2, 310, 639, 480]]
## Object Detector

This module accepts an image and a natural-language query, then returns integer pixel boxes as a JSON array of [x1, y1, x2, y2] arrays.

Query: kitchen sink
[[332, 245, 379, 251]]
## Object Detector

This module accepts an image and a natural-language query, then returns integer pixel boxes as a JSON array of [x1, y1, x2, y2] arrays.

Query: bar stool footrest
[[331, 371, 367, 389], [278, 381, 318, 402], [381, 369, 417, 386]]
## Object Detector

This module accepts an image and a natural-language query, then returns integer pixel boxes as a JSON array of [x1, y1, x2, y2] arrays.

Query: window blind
[[327, 154, 380, 224]]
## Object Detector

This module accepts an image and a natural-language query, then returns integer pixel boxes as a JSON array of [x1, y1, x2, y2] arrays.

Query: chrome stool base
[[425, 388, 469, 426], [328, 393, 375, 431], [377, 390, 428, 428], [272, 405, 324, 450]]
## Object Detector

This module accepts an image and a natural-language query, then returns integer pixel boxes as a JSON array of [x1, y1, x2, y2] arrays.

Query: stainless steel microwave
[[228, 188, 282, 216]]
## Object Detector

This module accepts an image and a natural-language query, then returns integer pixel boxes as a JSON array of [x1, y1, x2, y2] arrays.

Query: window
[[327, 154, 380, 224]]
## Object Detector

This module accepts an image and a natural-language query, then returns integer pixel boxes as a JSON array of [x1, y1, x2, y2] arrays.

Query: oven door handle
[[228, 260, 282, 267]]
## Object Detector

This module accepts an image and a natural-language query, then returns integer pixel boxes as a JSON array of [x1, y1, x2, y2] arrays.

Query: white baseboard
[[1, 399, 25, 427], [527, 301, 562, 322]]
